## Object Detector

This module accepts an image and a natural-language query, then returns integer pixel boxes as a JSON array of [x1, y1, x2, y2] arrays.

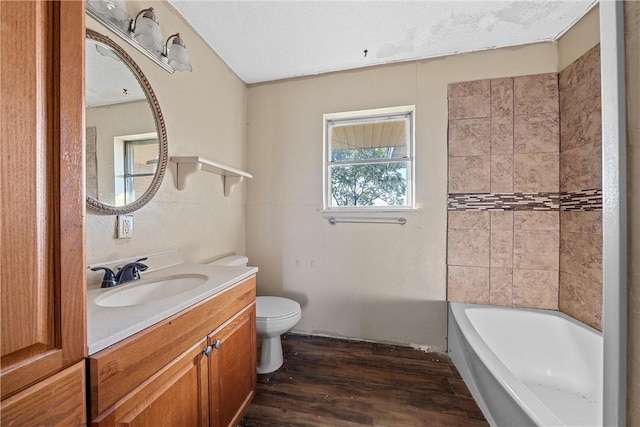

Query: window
[[323, 106, 415, 210], [122, 138, 158, 204], [112, 132, 158, 205]]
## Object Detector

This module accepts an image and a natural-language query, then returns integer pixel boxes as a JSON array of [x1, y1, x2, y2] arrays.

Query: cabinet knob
[[203, 345, 213, 356], [214, 339, 222, 349]]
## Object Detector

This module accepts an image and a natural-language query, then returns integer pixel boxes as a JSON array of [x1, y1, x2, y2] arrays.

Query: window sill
[[317, 207, 422, 214]]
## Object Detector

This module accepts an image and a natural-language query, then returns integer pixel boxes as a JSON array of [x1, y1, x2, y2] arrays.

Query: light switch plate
[[117, 215, 133, 239]]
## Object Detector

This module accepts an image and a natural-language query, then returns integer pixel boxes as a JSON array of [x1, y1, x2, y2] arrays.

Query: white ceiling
[[167, 0, 597, 84], [86, 40, 146, 107]]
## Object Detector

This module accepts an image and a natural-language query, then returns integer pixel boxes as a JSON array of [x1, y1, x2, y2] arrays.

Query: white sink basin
[[95, 274, 209, 307]]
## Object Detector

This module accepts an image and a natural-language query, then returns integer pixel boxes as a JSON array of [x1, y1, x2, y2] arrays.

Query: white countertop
[[87, 263, 258, 355]]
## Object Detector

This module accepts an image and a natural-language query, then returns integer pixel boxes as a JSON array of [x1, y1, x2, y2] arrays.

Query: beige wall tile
[[449, 118, 491, 156], [513, 269, 559, 309], [559, 271, 602, 330], [560, 211, 602, 234], [448, 80, 491, 120], [491, 116, 514, 155], [513, 153, 559, 193], [448, 266, 490, 304], [514, 211, 559, 231], [514, 230, 559, 270], [514, 73, 559, 115], [448, 228, 490, 267], [491, 78, 514, 116], [559, 102, 602, 152], [560, 230, 602, 283], [491, 229, 513, 267], [448, 155, 490, 193], [559, 44, 601, 108], [490, 267, 513, 306], [560, 141, 602, 192], [448, 211, 490, 230], [514, 113, 559, 154], [490, 154, 514, 193], [491, 211, 514, 230]]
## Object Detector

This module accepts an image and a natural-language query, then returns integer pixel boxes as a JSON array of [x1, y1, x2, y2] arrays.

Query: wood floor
[[239, 334, 488, 427]]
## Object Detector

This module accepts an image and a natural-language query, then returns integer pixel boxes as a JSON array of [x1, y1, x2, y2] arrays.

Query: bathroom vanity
[[87, 269, 257, 427]]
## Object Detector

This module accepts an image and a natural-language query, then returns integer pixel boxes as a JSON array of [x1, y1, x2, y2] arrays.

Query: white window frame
[[322, 105, 415, 211]]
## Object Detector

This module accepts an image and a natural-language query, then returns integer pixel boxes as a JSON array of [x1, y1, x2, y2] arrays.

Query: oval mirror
[[85, 29, 168, 214]]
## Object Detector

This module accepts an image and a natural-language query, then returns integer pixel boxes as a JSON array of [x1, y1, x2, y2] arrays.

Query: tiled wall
[[447, 47, 603, 331], [447, 74, 561, 309], [558, 44, 602, 330]]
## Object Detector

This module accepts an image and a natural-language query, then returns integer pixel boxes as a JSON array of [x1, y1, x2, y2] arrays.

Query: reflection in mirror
[[85, 29, 167, 214]]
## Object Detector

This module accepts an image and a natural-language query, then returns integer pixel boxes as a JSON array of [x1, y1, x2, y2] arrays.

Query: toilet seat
[[257, 296, 301, 321]]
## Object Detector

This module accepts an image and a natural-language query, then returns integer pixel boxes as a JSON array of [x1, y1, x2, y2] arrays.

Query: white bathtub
[[448, 303, 602, 427]]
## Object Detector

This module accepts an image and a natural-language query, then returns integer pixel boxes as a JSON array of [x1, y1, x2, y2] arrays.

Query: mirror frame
[[86, 29, 168, 215]]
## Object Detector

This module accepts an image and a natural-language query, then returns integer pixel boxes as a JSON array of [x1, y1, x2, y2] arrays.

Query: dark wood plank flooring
[[239, 334, 488, 426]]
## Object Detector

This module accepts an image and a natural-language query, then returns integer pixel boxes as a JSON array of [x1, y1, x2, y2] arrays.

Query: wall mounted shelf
[[170, 156, 252, 197]]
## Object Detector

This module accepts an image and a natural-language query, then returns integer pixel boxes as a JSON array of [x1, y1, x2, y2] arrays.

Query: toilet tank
[[208, 255, 249, 267]]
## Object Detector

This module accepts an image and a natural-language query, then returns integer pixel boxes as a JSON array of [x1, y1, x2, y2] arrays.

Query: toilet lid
[[257, 296, 300, 319]]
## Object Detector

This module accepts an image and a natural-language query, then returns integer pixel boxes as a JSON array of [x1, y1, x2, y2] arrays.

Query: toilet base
[[257, 335, 283, 374]]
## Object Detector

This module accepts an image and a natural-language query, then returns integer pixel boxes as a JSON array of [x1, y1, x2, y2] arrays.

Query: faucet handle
[[131, 257, 149, 277], [115, 258, 149, 284], [130, 261, 149, 279], [90, 266, 117, 288]]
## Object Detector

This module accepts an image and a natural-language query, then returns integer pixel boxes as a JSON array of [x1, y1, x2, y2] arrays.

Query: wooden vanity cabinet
[[1, 1, 86, 425], [89, 276, 257, 427], [209, 304, 257, 427], [92, 338, 210, 426]]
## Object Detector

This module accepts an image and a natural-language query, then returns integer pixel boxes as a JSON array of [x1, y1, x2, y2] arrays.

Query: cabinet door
[[92, 339, 210, 427], [0, 0, 86, 402], [0, 361, 86, 425], [209, 303, 257, 427]]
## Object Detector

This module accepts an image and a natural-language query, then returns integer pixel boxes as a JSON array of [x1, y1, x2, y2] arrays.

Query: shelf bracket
[[223, 175, 244, 197], [174, 160, 202, 191]]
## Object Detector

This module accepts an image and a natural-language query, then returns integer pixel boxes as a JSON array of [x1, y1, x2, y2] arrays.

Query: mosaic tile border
[[560, 188, 603, 211], [448, 189, 602, 211], [447, 193, 560, 211]]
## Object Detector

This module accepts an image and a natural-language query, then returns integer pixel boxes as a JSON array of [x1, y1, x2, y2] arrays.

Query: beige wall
[[246, 43, 559, 350], [86, 1, 248, 267], [557, 5, 600, 70], [626, 0, 640, 423]]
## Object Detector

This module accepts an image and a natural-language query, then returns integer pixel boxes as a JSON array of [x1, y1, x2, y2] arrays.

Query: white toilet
[[209, 256, 302, 374]]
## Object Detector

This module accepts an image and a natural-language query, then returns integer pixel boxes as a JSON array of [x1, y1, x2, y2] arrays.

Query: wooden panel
[[209, 303, 257, 427], [89, 276, 256, 419], [1, 0, 53, 360], [0, 361, 86, 426], [0, 0, 86, 400], [92, 339, 209, 427]]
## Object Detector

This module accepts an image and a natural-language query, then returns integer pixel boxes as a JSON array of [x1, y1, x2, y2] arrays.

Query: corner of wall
[[557, 4, 600, 71]]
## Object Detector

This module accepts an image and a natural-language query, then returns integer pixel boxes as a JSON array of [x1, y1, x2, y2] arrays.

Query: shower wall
[[447, 75, 561, 309], [558, 45, 602, 330], [447, 46, 603, 331]]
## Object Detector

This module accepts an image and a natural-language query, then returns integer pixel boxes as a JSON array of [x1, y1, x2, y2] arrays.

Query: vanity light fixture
[[129, 7, 164, 56], [86, 2, 191, 74], [163, 33, 192, 72], [87, 0, 130, 32]]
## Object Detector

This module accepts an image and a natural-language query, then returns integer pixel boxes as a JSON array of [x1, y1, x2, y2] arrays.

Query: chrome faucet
[[91, 257, 149, 288]]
